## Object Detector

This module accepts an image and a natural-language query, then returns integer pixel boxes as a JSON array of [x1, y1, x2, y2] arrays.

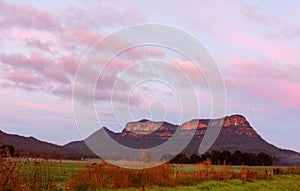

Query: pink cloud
[[282, 26, 300, 39], [277, 81, 300, 109], [179, 2, 299, 63], [1, 52, 50, 71], [0, 1, 144, 56], [239, 3, 300, 40], [58, 56, 80, 76], [43, 68, 70, 84], [170, 58, 205, 85], [25, 39, 54, 52], [0, 1, 60, 31], [6, 72, 43, 85], [1, 52, 81, 84], [227, 58, 300, 111], [0, 28, 59, 53], [230, 58, 300, 83], [98, 110, 114, 117], [249, 81, 300, 111], [119, 46, 166, 60], [2, 28, 57, 42], [0, 52, 81, 98], [241, 5, 281, 26], [16, 101, 71, 114], [62, 3, 144, 29], [63, 28, 102, 46], [223, 31, 298, 63]]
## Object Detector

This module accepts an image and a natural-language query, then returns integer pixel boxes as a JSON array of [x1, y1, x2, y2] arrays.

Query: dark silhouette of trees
[[1, 145, 15, 157], [220, 151, 231, 164], [170, 150, 276, 166], [189, 154, 202, 164], [232, 151, 243, 165], [211, 150, 221, 164], [257, 152, 275, 166], [170, 153, 190, 164], [242, 152, 259, 165]]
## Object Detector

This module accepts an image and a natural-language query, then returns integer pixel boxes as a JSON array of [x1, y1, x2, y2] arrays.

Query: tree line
[[0, 145, 16, 157], [169, 150, 277, 166]]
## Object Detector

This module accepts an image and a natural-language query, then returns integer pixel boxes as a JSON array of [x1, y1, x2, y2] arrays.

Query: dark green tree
[[232, 150, 243, 165], [170, 153, 190, 164], [220, 150, 232, 164], [211, 150, 221, 164], [1, 144, 15, 157], [257, 152, 274, 166], [189, 154, 202, 164], [242, 152, 259, 166]]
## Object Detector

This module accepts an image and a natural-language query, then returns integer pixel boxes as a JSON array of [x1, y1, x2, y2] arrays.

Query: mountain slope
[[0, 130, 90, 159], [65, 115, 300, 165], [1, 114, 299, 164]]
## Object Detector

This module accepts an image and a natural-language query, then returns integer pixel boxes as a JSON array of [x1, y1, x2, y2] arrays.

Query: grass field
[[96, 175, 300, 191], [1, 158, 300, 191]]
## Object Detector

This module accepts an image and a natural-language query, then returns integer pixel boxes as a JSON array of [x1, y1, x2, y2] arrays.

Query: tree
[[220, 150, 232, 164], [200, 152, 211, 161], [189, 154, 202, 164], [211, 150, 221, 164], [242, 152, 259, 166], [1, 145, 15, 157], [232, 150, 243, 165], [170, 153, 190, 164], [257, 152, 274, 166]]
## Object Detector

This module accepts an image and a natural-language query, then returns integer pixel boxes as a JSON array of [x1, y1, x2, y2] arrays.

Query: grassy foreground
[[1, 158, 300, 191], [107, 175, 300, 191]]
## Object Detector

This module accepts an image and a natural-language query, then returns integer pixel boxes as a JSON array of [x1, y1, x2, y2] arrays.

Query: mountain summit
[[65, 115, 300, 165], [121, 115, 256, 138]]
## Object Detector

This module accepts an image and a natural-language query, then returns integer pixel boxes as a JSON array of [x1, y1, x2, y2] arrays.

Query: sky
[[0, 0, 299, 152]]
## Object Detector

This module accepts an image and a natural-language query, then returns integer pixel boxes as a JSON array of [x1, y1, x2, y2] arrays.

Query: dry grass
[[66, 160, 300, 190], [1, 156, 300, 190], [66, 162, 175, 190], [0, 157, 61, 191]]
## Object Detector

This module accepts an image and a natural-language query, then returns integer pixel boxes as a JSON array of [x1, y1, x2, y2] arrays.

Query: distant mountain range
[[1, 115, 300, 165], [0, 130, 95, 159]]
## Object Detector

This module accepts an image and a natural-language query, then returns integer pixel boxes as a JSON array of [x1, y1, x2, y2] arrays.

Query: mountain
[[64, 115, 300, 165], [1, 114, 299, 164], [0, 130, 94, 159]]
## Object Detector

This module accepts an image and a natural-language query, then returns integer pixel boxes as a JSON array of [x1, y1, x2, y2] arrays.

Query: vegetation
[[67, 160, 300, 190], [0, 156, 87, 191], [1, 144, 17, 157], [94, 176, 300, 191], [1, 155, 300, 191], [170, 151, 277, 166]]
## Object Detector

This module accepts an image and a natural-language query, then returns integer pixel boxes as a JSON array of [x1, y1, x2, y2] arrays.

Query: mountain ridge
[[0, 129, 94, 159], [1, 114, 300, 165], [65, 114, 300, 165]]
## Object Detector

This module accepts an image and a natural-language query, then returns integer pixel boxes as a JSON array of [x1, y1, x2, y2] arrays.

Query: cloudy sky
[[0, 0, 299, 151]]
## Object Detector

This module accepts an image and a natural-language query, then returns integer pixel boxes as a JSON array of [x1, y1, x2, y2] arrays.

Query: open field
[[99, 175, 300, 191], [1, 158, 300, 191], [95, 175, 300, 191]]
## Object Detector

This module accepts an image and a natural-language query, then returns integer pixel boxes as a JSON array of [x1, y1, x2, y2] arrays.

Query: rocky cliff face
[[121, 115, 257, 138], [122, 120, 176, 138]]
